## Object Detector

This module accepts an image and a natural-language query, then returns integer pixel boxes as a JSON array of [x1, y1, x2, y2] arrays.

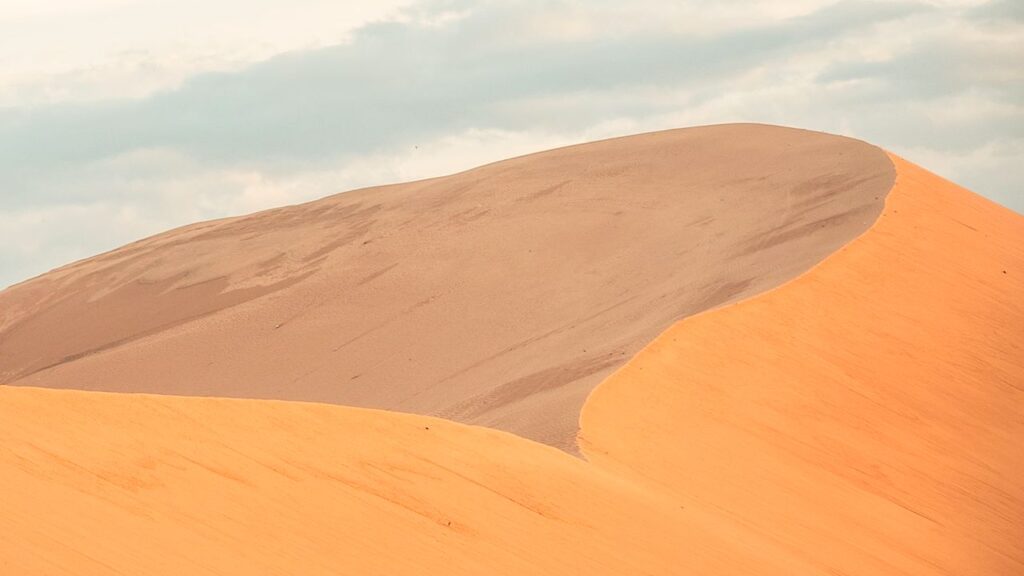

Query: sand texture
[[0, 385, 825, 576], [0, 124, 893, 450]]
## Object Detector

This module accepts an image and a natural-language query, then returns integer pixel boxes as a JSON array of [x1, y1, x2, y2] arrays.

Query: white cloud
[[0, 0, 1021, 289], [0, 0, 413, 106]]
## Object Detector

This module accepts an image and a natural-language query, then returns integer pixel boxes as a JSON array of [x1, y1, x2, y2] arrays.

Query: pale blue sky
[[1, 0, 1021, 288]]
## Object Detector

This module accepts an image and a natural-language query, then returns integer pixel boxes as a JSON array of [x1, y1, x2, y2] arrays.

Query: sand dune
[[1, 128, 1020, 574], [580, 154, 1024, 574], [0, 124, 893, 450]]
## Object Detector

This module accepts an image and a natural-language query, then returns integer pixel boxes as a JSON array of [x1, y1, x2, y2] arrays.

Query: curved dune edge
[[578, 153, 1024, 574]]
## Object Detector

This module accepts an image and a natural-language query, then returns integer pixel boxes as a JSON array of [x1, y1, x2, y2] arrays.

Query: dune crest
[[579, 154, 1024, 574]]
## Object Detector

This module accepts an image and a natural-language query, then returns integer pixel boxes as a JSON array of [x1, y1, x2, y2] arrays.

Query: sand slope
[[1, 385, 828, 576], [0, 124, 893, 450], [579, 155, 1024, 575]]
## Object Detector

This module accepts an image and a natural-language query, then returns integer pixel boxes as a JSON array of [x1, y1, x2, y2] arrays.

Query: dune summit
[[0, 124, 893, 450]]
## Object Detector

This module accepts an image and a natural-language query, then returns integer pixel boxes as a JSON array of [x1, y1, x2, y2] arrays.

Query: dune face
[[0, 124, 894, 449], [579, 155, 1024, 574]]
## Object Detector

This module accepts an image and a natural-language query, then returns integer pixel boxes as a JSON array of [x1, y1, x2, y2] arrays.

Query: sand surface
[[1, 385, 829, 576], [0, 135, 1020, 574], [0, 124, 894, 450], [580, 154, 1024, 574]]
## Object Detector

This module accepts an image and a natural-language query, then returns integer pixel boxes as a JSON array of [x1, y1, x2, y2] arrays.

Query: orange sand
[[1, 152, 1020, 575], [0, 386, 819, 575], [580, 154, 1024, 574]]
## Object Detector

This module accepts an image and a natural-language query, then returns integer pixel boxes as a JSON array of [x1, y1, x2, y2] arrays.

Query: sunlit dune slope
[[1, 385, 827, 576], [0, 124, 893, 450], [579, 155, 1024, 575]]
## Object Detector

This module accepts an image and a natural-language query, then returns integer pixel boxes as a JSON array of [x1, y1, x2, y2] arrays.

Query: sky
[[1, 0, 1021, 289]]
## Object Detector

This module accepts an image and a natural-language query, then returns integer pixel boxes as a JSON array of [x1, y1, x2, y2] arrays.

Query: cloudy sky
[[1, 0, 1021, 288]]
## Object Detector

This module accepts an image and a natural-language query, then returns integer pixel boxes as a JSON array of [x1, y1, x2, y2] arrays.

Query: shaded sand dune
[[0, 124, 893, 450], [1, 131, 1021, 574], [580, 155, 1024, 574]]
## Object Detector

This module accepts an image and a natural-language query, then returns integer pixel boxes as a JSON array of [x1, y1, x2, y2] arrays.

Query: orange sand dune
[[1, 133, 1020, 575], [580, 155, 1024, 574]]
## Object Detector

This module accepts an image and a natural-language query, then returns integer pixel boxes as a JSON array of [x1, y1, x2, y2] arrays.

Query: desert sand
[[0, 385, 820, 575], [580, 154, 1024, 574], [1, 128, 1020, 574], [0, 124, 894, 450]]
